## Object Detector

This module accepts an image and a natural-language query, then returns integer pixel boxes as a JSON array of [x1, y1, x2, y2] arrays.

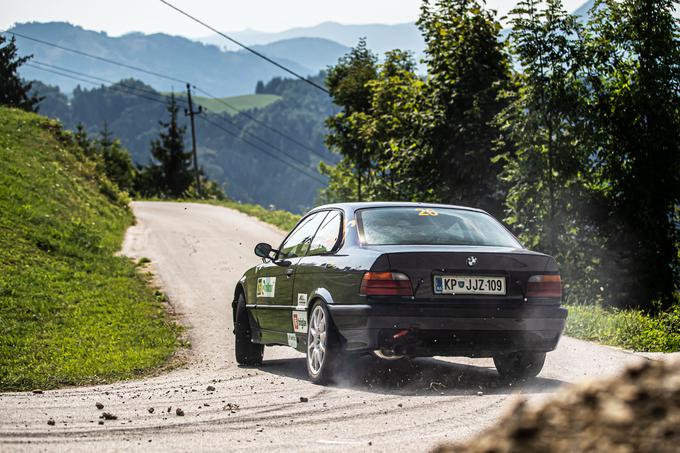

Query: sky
[[2, 0, 587, 38]]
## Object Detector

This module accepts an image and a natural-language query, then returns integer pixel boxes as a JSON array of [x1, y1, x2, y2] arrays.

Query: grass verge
[[0, 107, 182, 391], [199, 199, 302, 232], [565, 303, 680, 352]]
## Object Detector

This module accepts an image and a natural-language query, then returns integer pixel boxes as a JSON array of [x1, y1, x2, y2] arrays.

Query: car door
[[255, 211, 327, 346], [292, 210, 343, 339]]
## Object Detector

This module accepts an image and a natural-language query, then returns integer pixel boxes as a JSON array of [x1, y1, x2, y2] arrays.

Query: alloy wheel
[[307, 304, 327, 375]]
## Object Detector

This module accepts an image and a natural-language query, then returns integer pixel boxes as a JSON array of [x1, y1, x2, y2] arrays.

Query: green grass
[[199, 199, 301, 232], [0, 107, 182, 391], [172, 94, 282, 114], [565, 303, 680, 352]]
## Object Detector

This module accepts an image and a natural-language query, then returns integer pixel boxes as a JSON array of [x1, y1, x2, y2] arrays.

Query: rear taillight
[[360, 272, 413, 296], [526, 274, 562, 298]]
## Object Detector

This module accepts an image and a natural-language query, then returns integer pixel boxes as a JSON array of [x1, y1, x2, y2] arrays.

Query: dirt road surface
[[0, 202, 670, 452]]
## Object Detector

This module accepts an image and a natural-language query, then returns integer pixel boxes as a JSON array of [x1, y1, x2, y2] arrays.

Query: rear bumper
[[328, 303, 567, 358]]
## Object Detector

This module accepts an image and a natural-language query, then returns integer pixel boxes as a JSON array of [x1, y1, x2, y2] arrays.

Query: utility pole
[[185, 83, 203, 196]]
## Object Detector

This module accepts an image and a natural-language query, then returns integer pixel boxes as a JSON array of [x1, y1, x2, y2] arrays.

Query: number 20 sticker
[[417, 208, 439, 216]]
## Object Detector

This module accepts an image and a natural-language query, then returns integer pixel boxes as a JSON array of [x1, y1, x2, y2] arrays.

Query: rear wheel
[[306, 301, 342, 385], [234, 293, 263, 365], [493, 351, 546, 380]]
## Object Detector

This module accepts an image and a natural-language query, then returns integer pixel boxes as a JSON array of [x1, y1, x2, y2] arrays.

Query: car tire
[[234, 293, 264, 366], [306, 300, 342, 385], [493, 351, 546, 380]]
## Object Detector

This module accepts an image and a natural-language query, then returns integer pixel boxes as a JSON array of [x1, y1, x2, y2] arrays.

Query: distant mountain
[[250, 38, 350, 73], [572, 0, 595, 18], [201, 21, 425, 61], [10, 22, 317, 96]]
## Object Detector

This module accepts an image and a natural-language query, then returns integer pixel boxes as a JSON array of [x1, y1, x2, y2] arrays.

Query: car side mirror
[[254, 243, 273, 260]]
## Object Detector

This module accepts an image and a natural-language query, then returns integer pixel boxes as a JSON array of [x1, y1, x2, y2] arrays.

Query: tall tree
[[418, 0, 512, 216], [140, 93, 193, 198], [498, 0, 597, 302], [584, 0, 680, 309], [362, 50, 434, 201], [0, 35, 41, 112], [325, 39, 378, 201]]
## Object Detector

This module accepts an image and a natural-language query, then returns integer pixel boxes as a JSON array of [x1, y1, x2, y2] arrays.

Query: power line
[[25, 63, 171, 106], [22, 62, 326, 185], [30, 60, 185, 106], [29, 59, 320, 175], [157, 0, 330, 94], [193, 86, 330, 160], [5, 30, 332, 165], [4, 30, 187, 85], [201, 116, 326, 184], [196, 102, 319, 171]]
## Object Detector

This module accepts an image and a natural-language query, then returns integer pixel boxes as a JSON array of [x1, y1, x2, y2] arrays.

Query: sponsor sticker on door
[[296, 293, 308, 309], [256, 277, 276, 298], [287, 333, 298, 348], [292, 310, 308, 333]]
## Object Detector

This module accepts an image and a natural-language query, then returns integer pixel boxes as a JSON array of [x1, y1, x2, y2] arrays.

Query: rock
[[95, 402, 104, 410], [299, 397, 309, 403], [176, 408, 185, 416], [148, 407, 155, 414], [433, 359, 680, 453], [47, 419, 55, 426], [100, 412, 118, 420], [223, 403, 240, 412], [477, 391, 484, 396], [98, 420, 104, 425], [33, 389, 44, 394], [206, 385, 216, 392]]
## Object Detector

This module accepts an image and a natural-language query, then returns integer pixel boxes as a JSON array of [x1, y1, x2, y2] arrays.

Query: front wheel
[[234, 293, 263, 365], [306, 301, 342, 385], [493, 351, 546, 380]]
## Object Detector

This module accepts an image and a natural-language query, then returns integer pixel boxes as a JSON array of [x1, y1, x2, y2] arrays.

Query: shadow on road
[[257, 355, 566, 396]]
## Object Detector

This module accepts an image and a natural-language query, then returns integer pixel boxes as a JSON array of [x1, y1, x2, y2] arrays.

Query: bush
[[565, 301, 680, 352]]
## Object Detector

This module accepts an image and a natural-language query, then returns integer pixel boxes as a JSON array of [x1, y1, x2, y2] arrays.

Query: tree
[[96, 123, 136, 193], [138, 93, 193, 198], [498, 0, 605, 303], [418, 0, 512, 216], [0, 35, 41, 112], [325, 39, 378, 201], [360, 50, 435, 201], [584, 0, 680, 309]]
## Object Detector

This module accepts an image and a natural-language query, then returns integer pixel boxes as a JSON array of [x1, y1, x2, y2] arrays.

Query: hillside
[[10, 22, 313, 96], [190, 94, 282, 114], [250, 37, 350, 73], [0, 107, 181, 390], [201, 21, 425, 59], [32, 76, 338, 213]]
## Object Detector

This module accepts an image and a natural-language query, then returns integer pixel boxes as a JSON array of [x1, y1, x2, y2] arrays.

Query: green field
[[0, 107, 182, 391], [175, 94, 282, 114]]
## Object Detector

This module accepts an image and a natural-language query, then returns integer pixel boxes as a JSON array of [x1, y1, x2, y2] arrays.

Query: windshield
[[356, 207, 522, 248]]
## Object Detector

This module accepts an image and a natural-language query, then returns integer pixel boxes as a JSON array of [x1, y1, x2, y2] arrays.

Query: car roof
[[309, 201, 488, 216]]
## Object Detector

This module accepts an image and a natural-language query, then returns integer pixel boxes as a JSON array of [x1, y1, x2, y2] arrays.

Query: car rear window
[[356, 207, 522, 247]]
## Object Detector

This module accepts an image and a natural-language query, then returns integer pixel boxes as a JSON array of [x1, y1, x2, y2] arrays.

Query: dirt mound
[[434, 359, 680, 453]]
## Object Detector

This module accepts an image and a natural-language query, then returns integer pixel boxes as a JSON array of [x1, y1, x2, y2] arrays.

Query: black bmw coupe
[[233, 202, 567, 384]]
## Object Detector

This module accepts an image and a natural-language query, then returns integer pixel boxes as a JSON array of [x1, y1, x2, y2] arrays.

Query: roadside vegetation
[[0, 105, 183, 391], [565, 302, 680, 352], [202, 200, 301, 232]]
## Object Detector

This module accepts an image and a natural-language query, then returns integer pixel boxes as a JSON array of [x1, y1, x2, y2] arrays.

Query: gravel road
[[0, 201, 669, 452]]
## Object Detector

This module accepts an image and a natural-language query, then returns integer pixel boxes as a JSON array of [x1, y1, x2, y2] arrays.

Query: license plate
[[433, 275, 506, 295]]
